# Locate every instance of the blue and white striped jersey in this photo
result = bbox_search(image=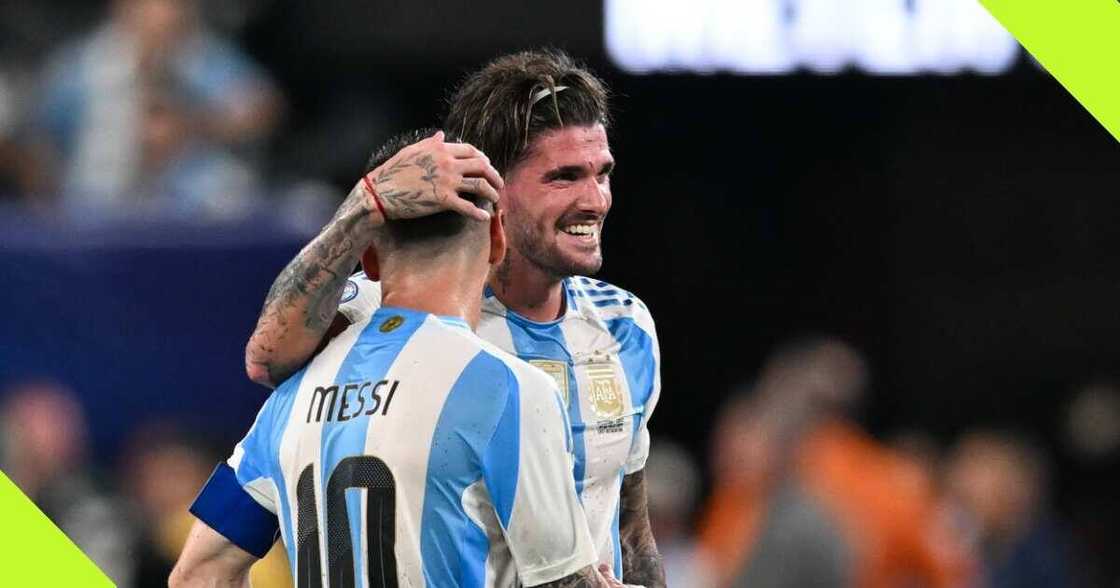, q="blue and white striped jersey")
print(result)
[339,273,662,578]
[192,306,597,587]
